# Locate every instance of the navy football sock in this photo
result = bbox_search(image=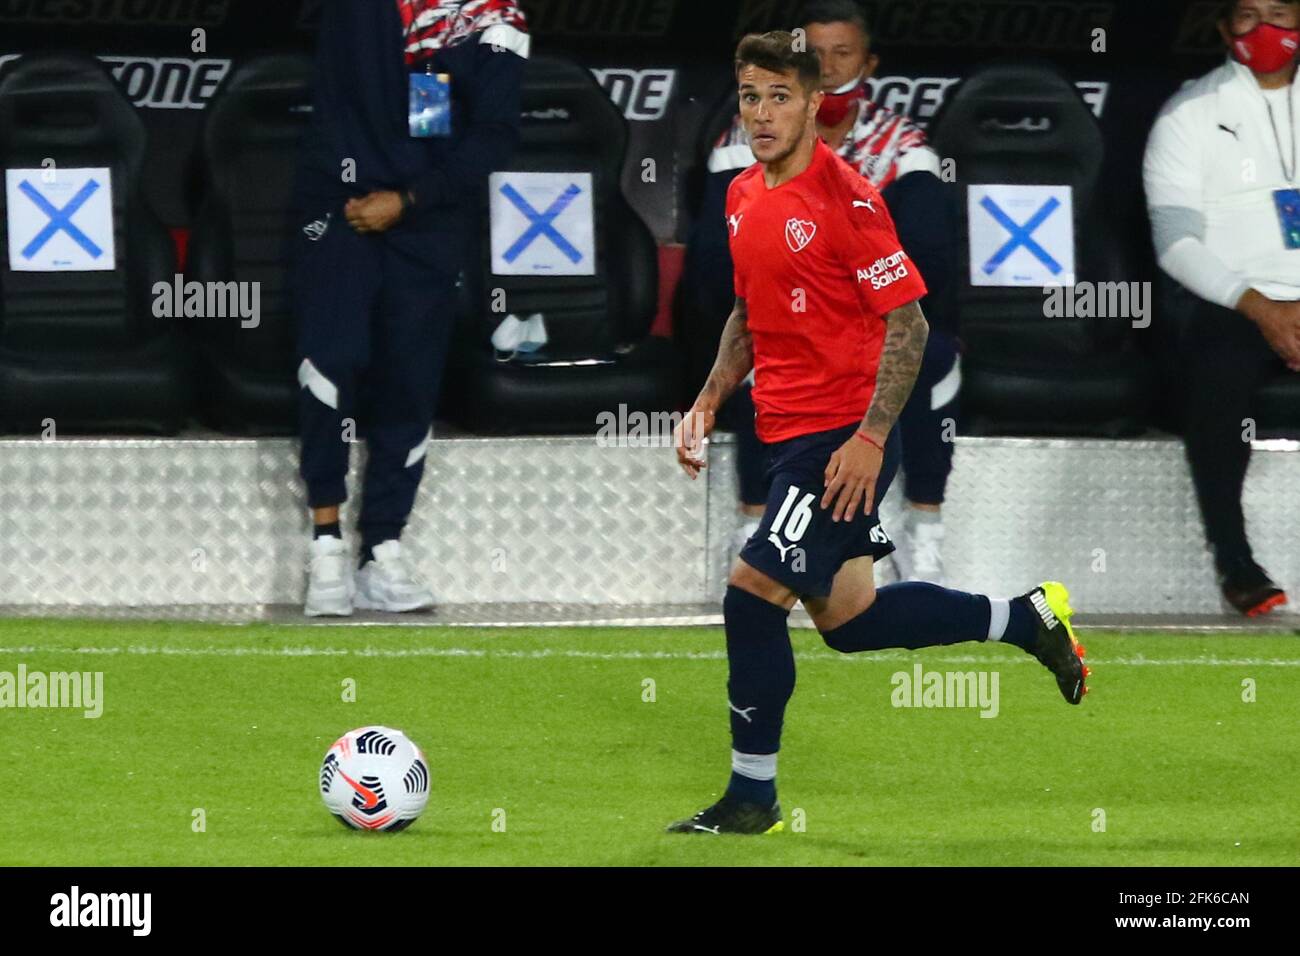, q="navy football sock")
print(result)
[722,585,793,807]
[728,768,777,806]
[821,581,993,652]
[314,521,341,540]
[999,598,1039,652]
